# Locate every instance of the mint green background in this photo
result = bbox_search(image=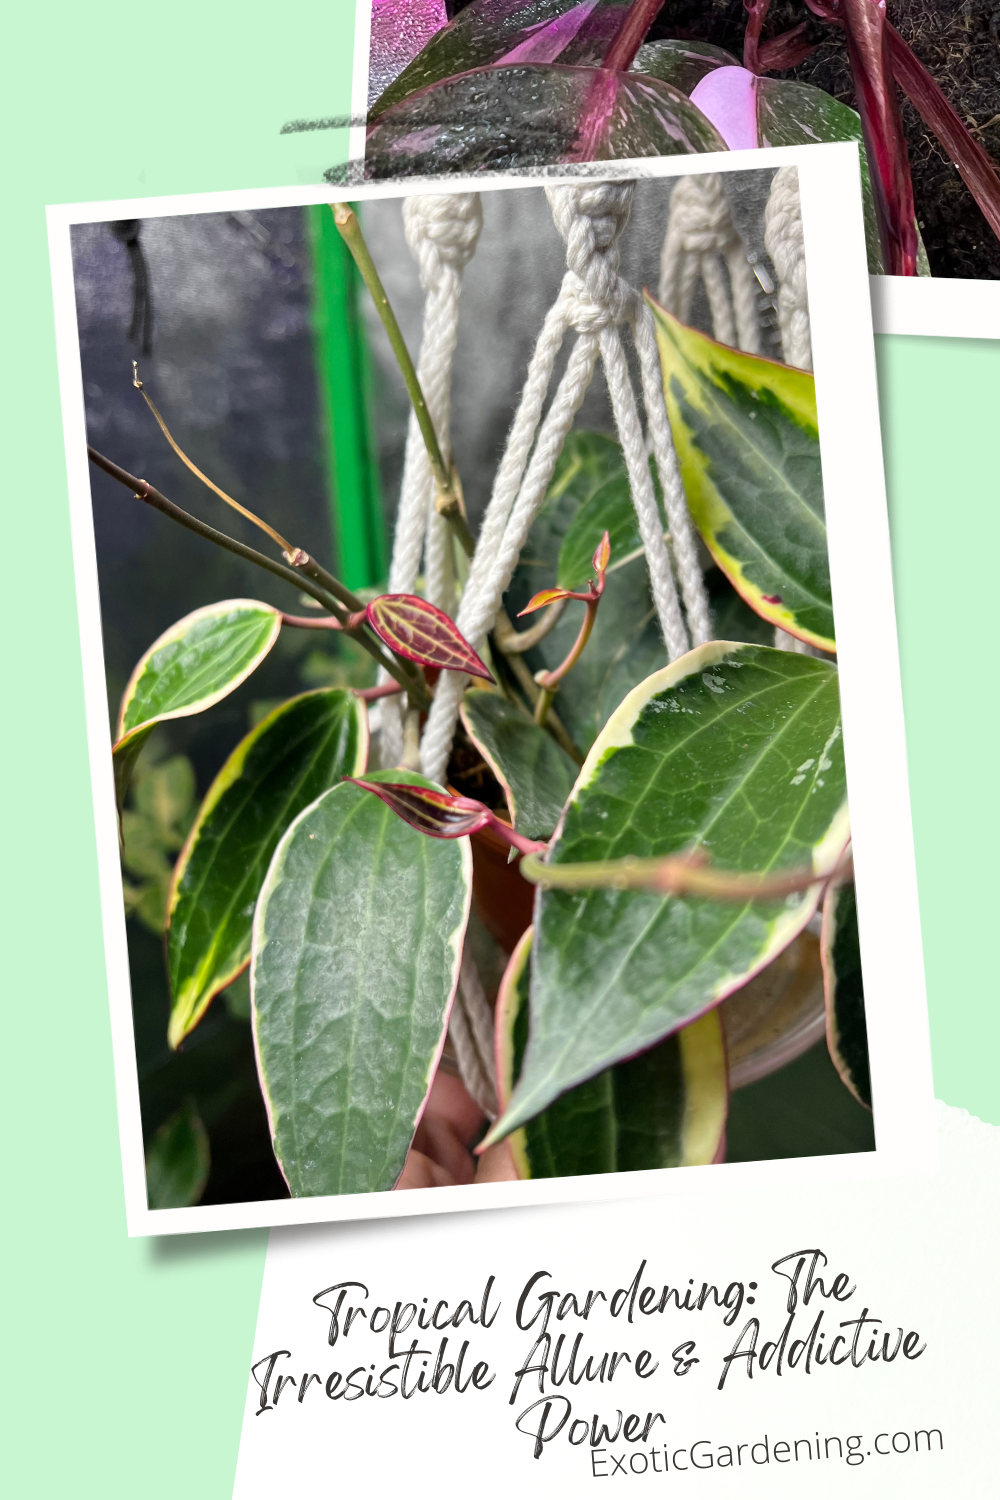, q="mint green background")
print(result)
[3,5,997,1495]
